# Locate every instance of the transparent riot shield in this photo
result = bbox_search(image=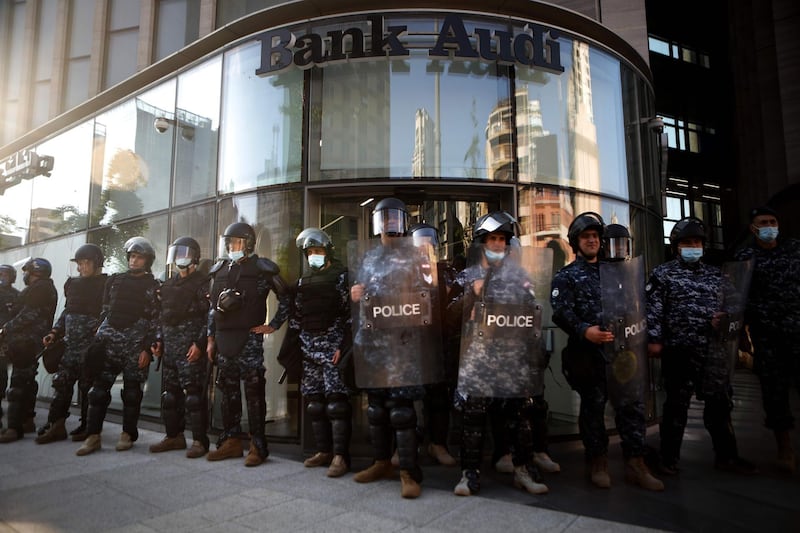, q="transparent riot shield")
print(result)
[347,237,443,388]
[600,256,648,407]
[456,246,548,398]
[704,258,754,393]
